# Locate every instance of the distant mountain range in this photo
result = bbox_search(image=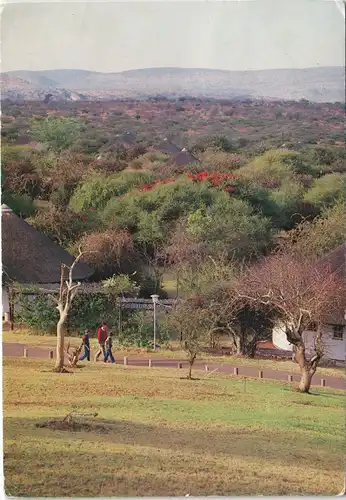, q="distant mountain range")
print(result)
[1,66,344,102]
